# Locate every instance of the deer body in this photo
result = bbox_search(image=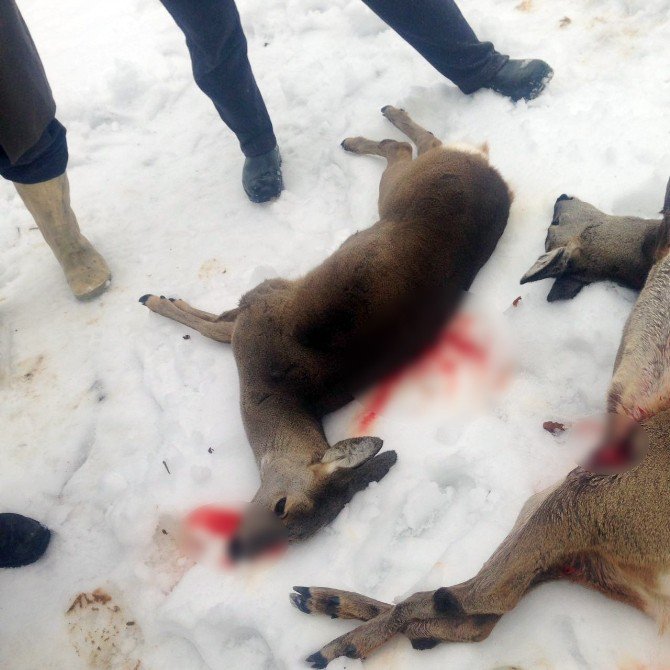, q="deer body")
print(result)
[293,178,670,668]
[141,106,511,559]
